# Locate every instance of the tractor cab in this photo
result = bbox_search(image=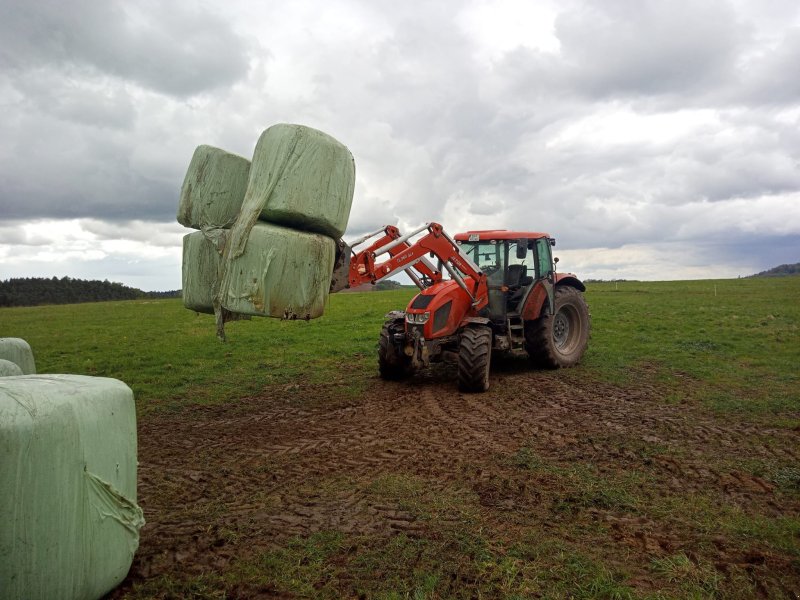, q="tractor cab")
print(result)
[454,230,555,322]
